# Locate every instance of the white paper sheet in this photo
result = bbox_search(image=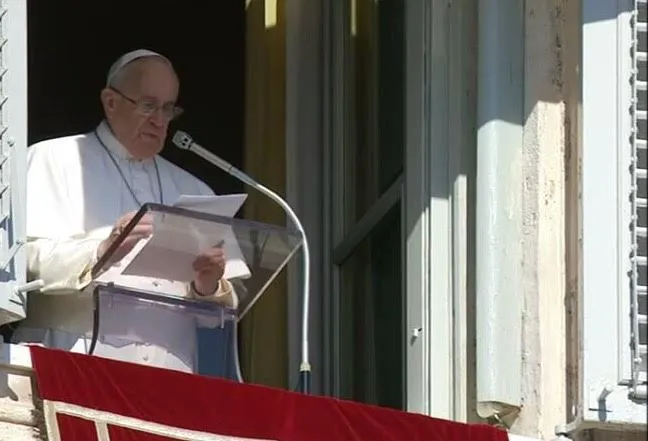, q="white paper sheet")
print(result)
[93,194,252,295]
[172,193,248,218]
